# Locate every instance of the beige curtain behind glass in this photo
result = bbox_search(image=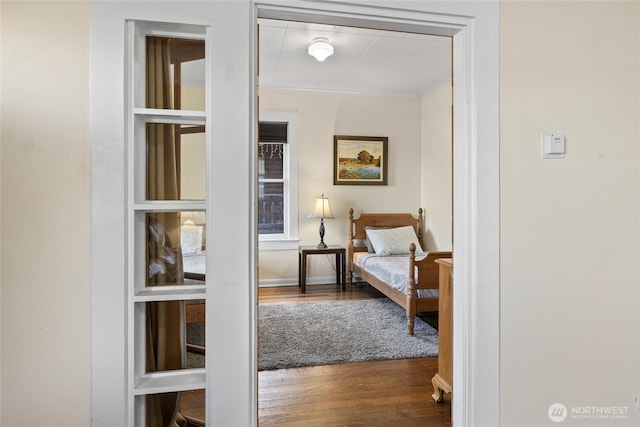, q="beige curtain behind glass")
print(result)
[145,36,186,427]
